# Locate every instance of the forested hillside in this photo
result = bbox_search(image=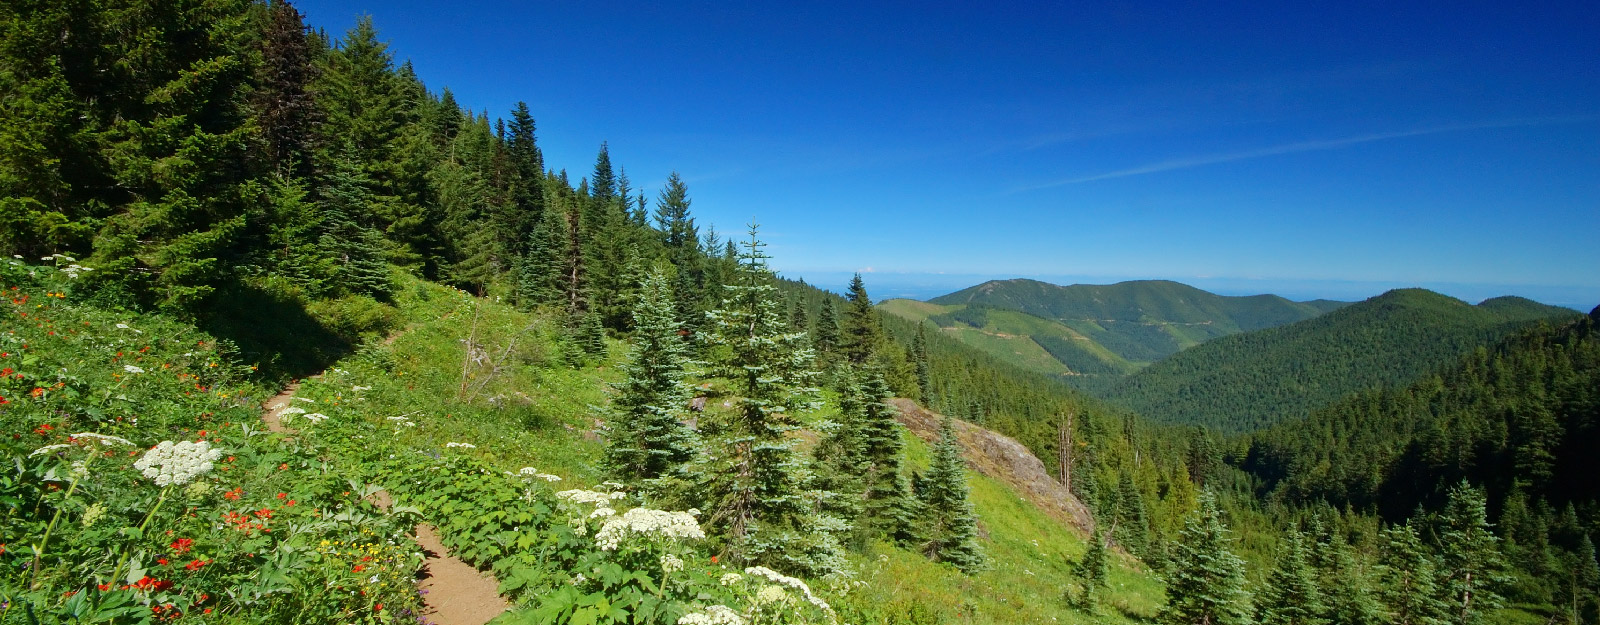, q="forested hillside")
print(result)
[1107,288,1578,432]
[929,278,1340,366]
[1239,307,1600,619]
